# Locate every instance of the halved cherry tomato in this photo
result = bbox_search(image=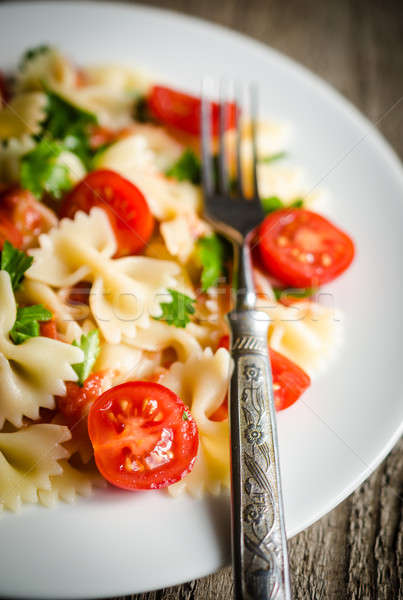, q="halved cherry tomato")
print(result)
[216,334,310,412]
[259,209,354,288]
[148,85,236,136]
[60,170,154,257]
[57,372,109,422]
[269,348,310,411]
[88,381,198,490]
[0,209,23,249]
[39,318,58,340]
[0,188,57,248]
